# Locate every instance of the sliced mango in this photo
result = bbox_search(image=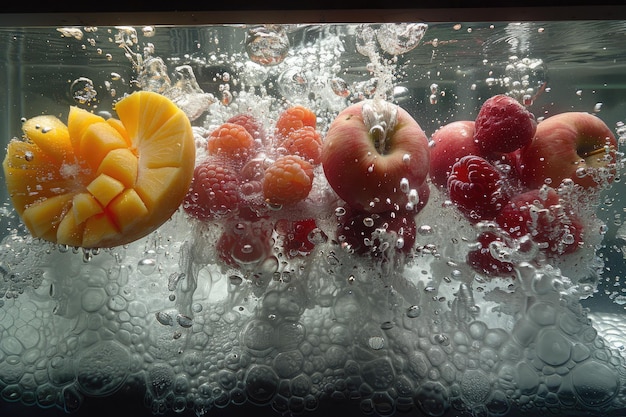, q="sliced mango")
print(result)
[96,148,138,188]
[21,115,74,165]
[106,117,133,147]
[72,192,104,224]
[79,121,129,170]
[21,194,73,241]
[2,91,195,248]
[56,212,85,247]
[108,189,149,232]
[67,107,106,150]
[86,174,125,208]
